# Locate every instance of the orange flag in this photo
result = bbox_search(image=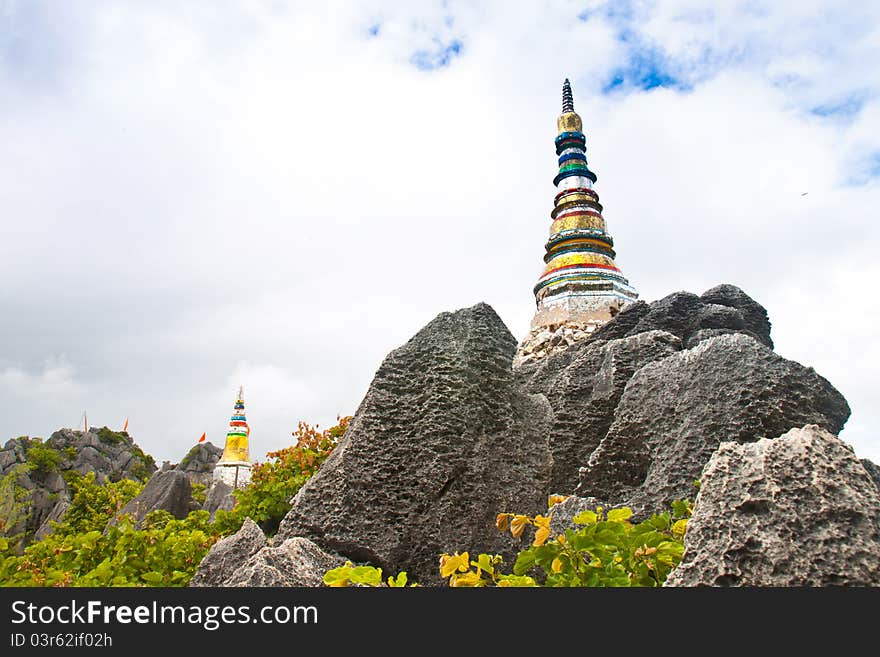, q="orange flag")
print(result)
[122,418,129,432]
[198,432,206,443]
